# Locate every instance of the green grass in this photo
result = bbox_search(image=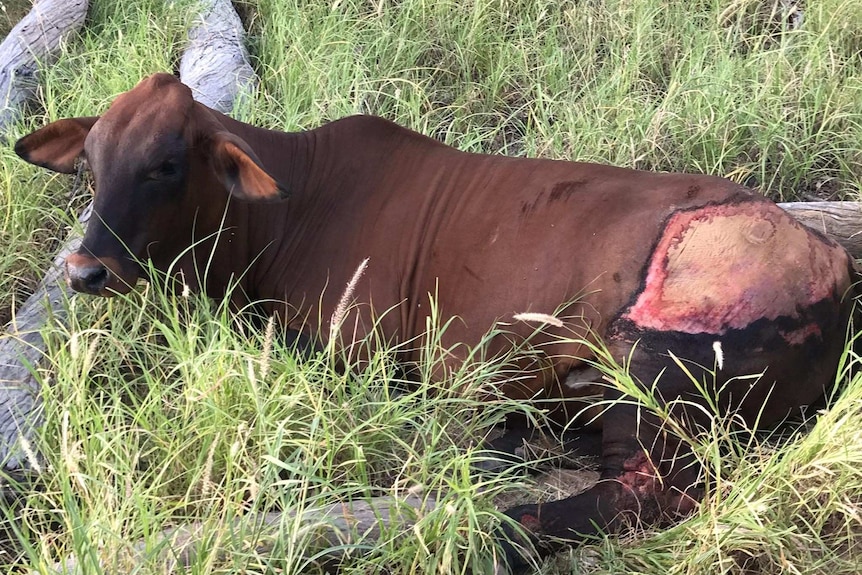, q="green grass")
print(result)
[1,0,862,573]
